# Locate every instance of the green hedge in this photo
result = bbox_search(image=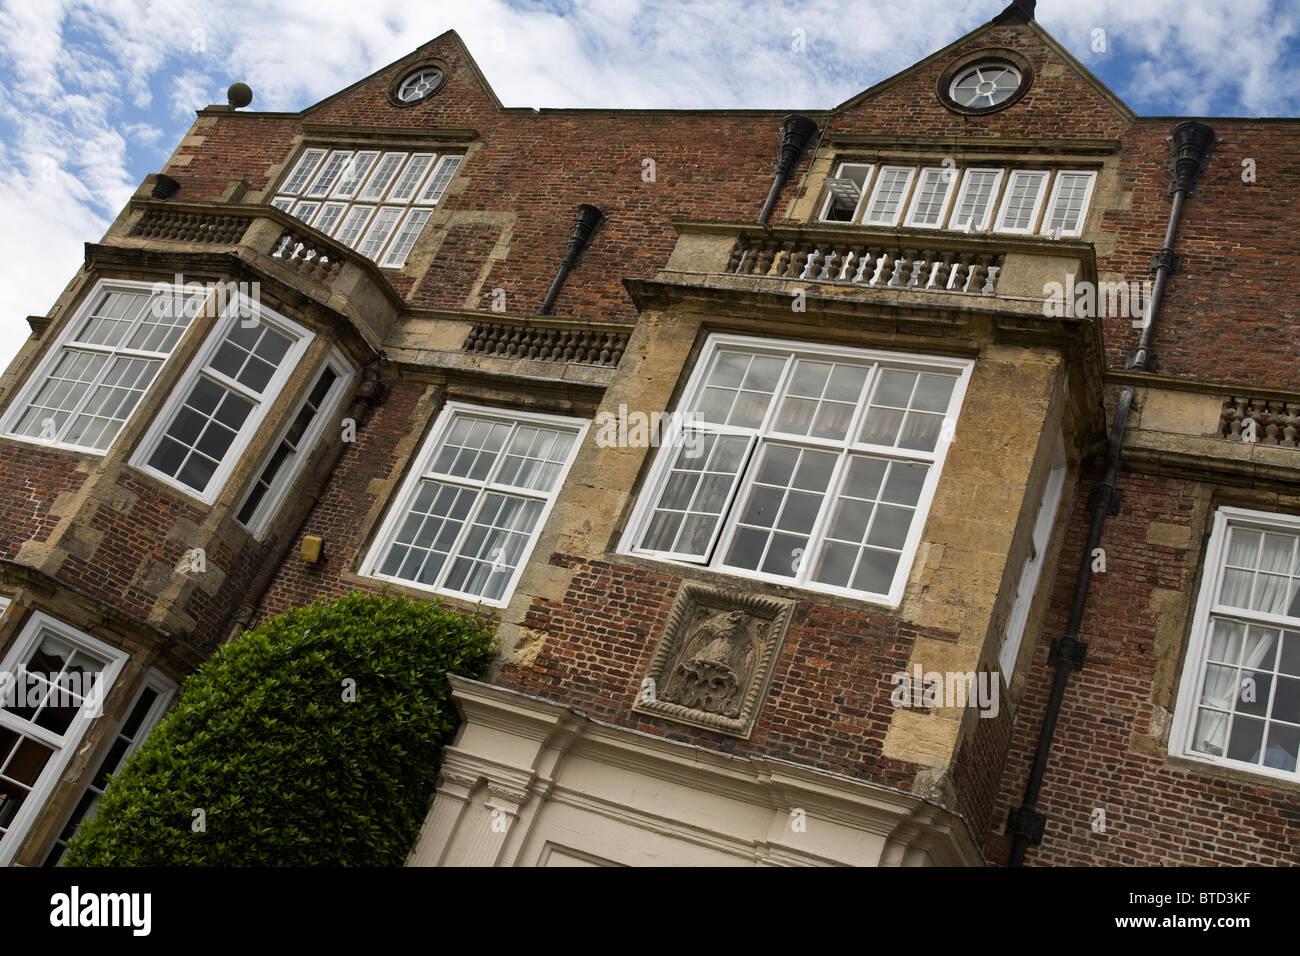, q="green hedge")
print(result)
[63,590,495,866]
